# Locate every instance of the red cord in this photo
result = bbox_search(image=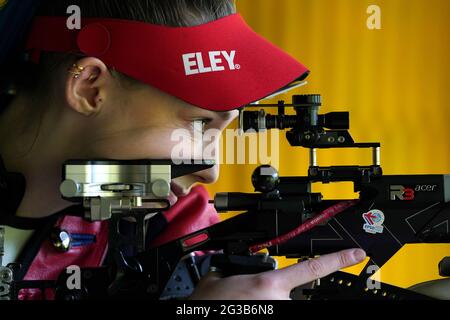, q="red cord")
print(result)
[249,200,359,253]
